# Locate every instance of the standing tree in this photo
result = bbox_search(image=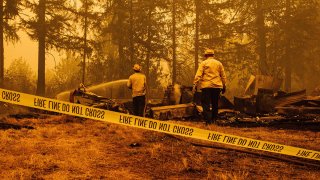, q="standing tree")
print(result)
[194,0,200,74]
[73,0,102,84]
[99,0,170,88]
[284,0,292,92]
[21,0,96,95]
[0,0,20,87]
[256,0,269,75]
[171,0,177,84]
[37,0,46,96]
